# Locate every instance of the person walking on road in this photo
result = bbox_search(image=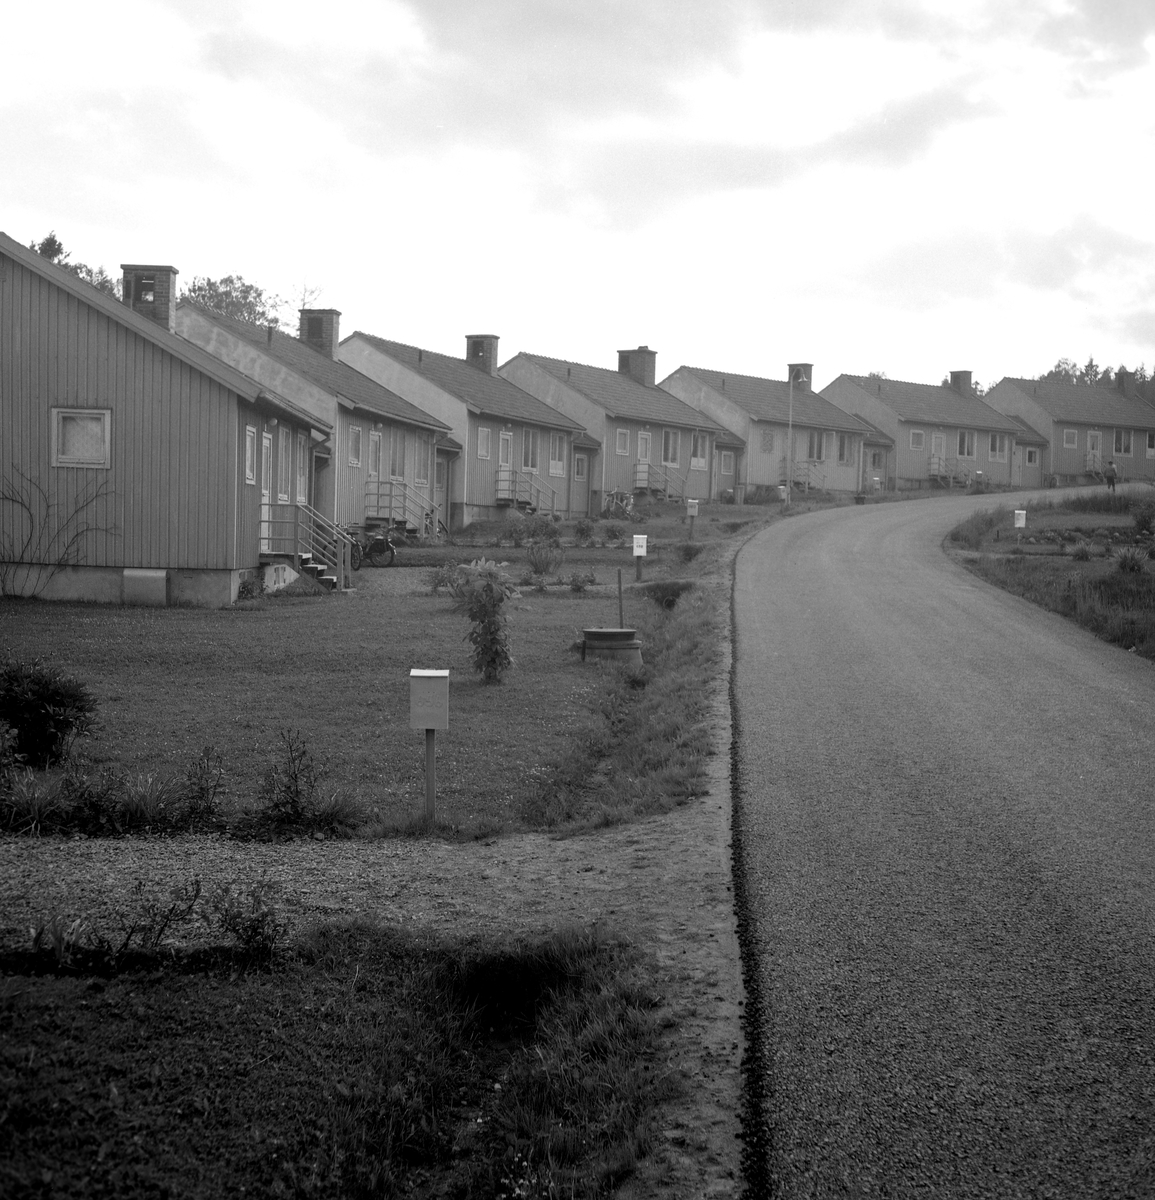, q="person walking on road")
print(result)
[1106,459,1118,492]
